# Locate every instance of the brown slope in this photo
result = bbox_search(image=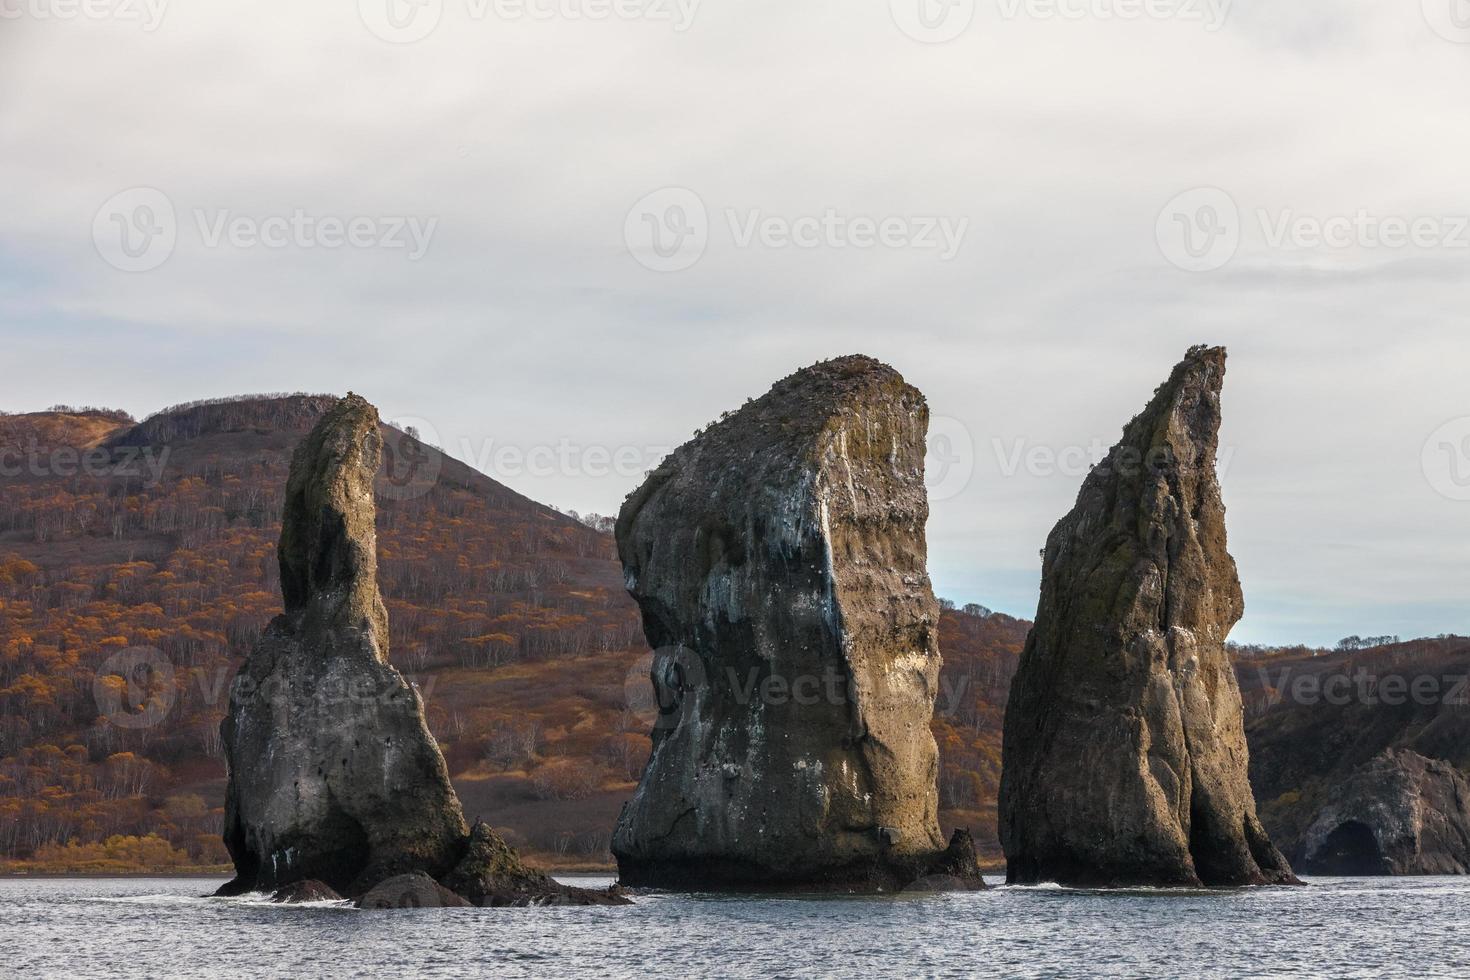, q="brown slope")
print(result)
[0,395,642,870]
[1240,636,1470,865]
